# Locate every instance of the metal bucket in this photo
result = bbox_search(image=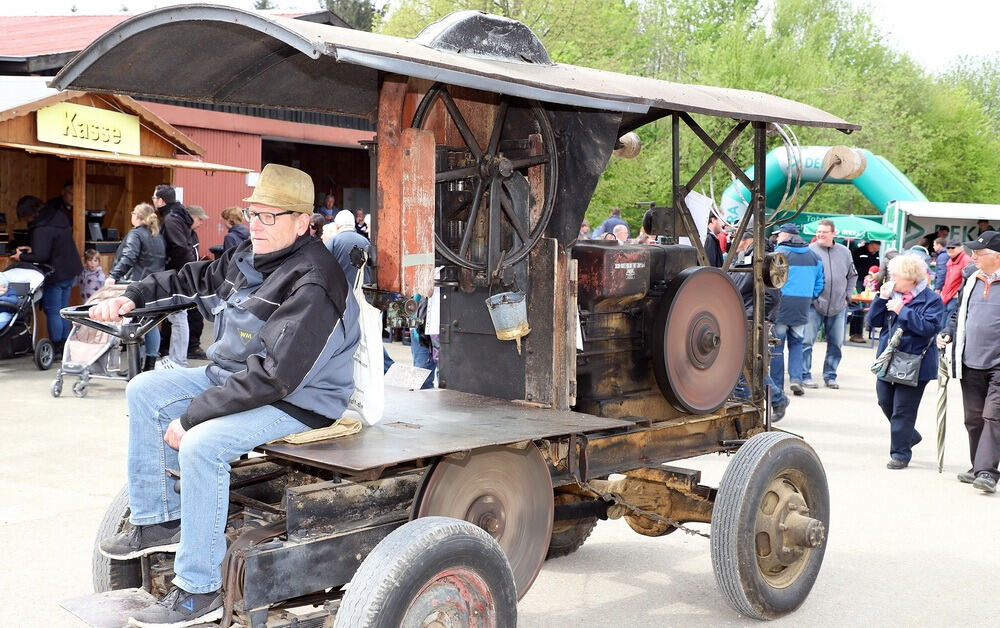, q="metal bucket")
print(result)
[485,291,531,351]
